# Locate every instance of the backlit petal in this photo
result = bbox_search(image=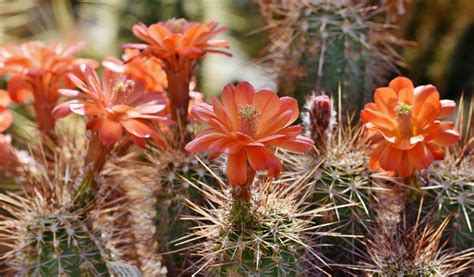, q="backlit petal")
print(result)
[98,119,123,144]
[185,129,226,153]
[374,87,398,116]
[246,146,282,178]
[427,143,445,160]
[378,144,403,172]
[413,85,440,127]
[398,88,414,105]
[389,76,414,93]
[221,84,239,129]
[439,100,456,118]
[254,90,281,124]
[227,150,247,186]
[274,135,314,152]
[407,142,433,170]
[121,118,156,138]
[278,97,299,126]
[398,151,413,177]
[234,82,255,106]
[429,122,460,147]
